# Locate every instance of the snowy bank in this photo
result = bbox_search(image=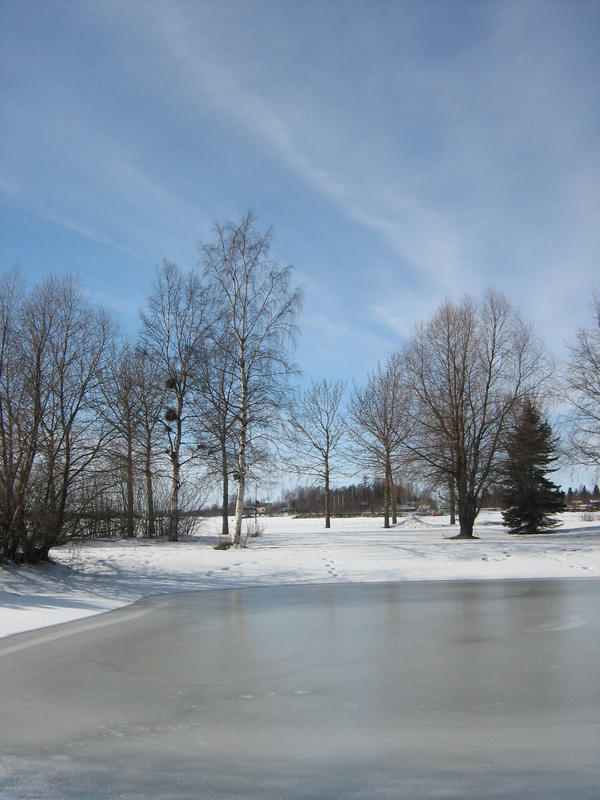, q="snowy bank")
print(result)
[1,512,599,639]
